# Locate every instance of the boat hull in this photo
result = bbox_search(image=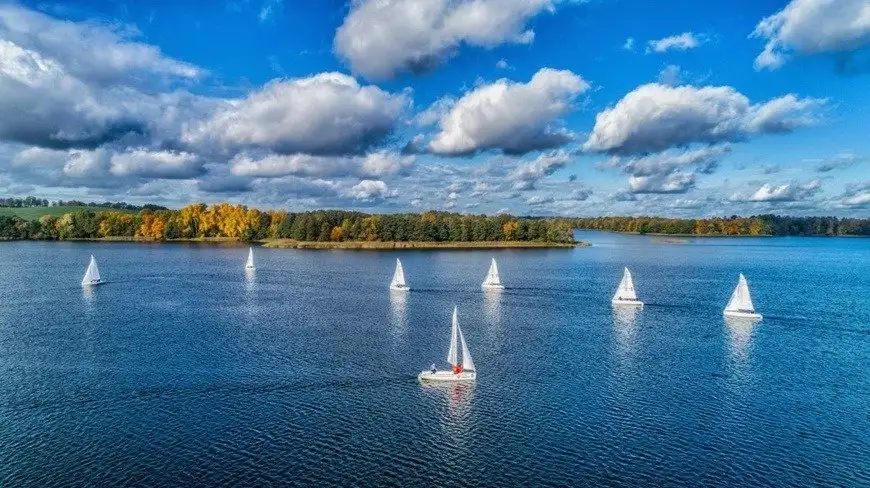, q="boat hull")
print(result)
[82,280,103,287]
[481,284,504,290]
[723,310,762,320]
[418,370,476,382]
[390,284,410,291]
[612,299,643,307]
